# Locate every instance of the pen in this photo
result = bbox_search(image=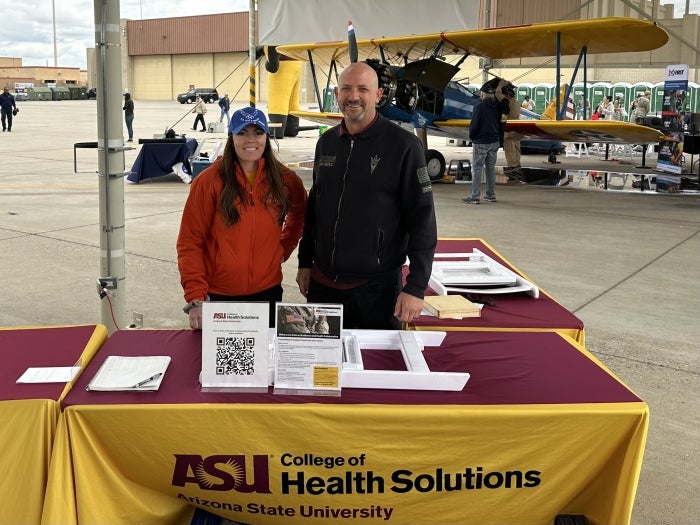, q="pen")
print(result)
[132,372,163,388]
